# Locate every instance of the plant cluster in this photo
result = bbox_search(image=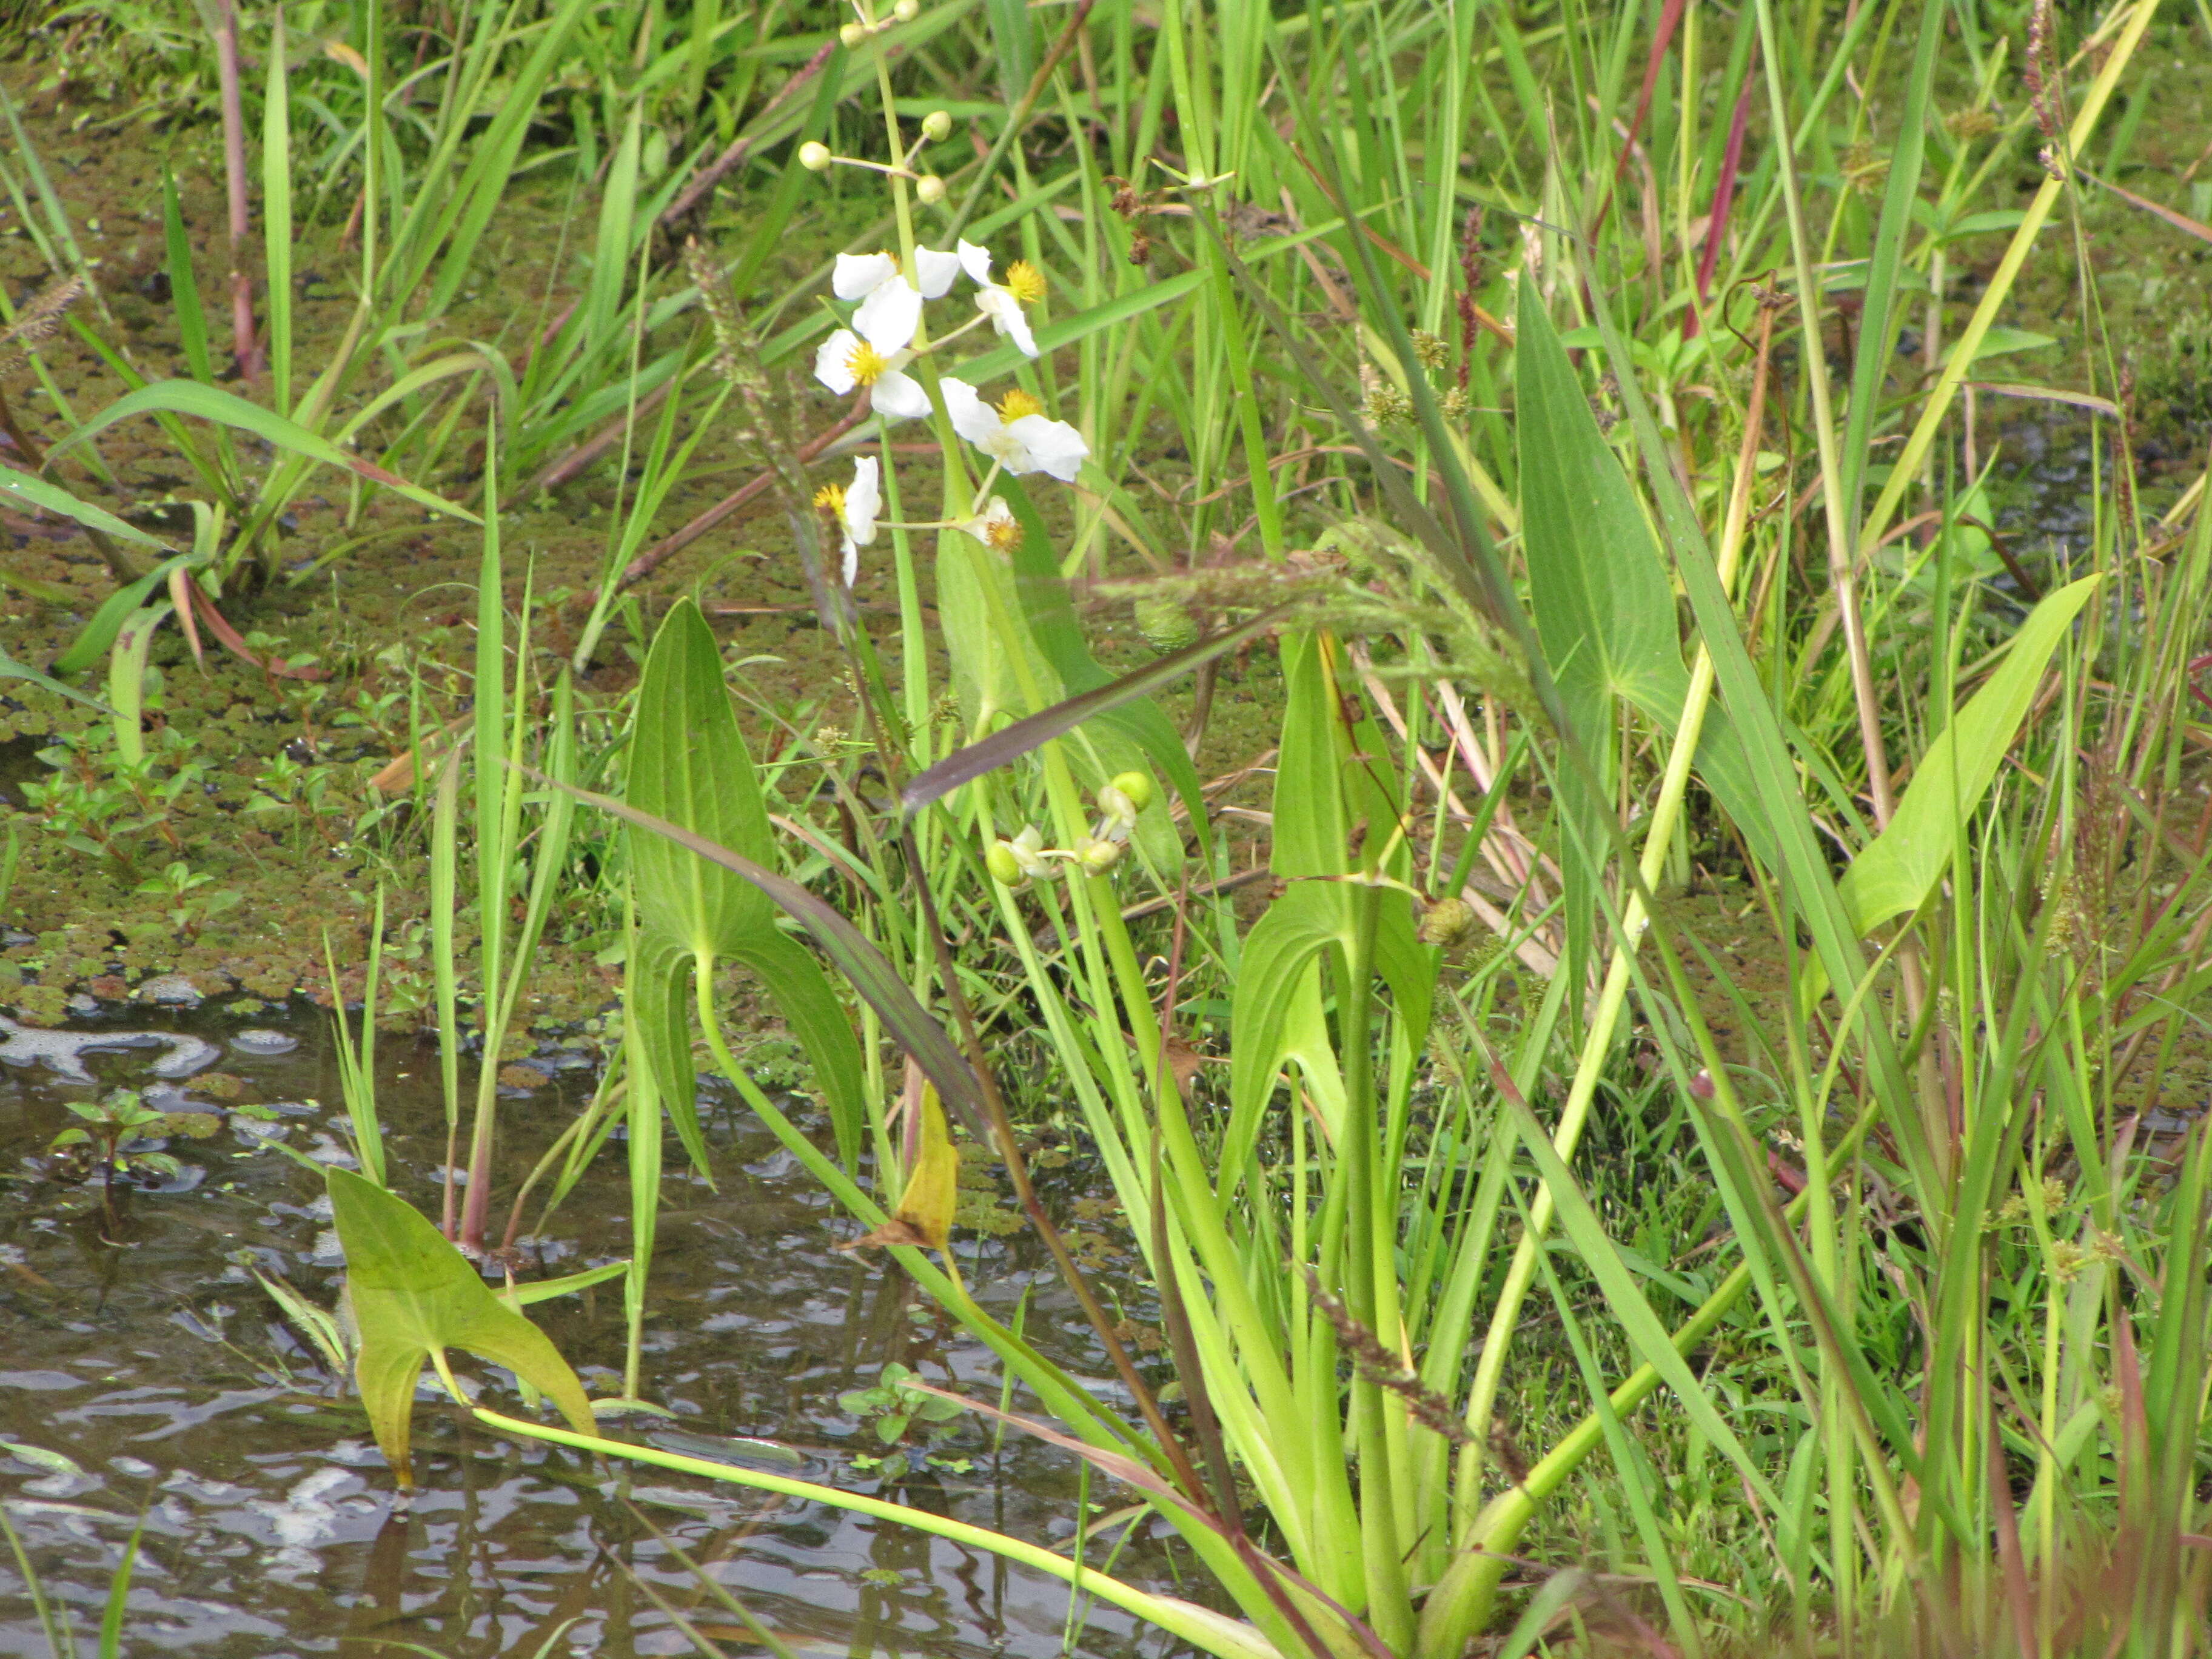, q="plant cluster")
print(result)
[4,0,2212,1653]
